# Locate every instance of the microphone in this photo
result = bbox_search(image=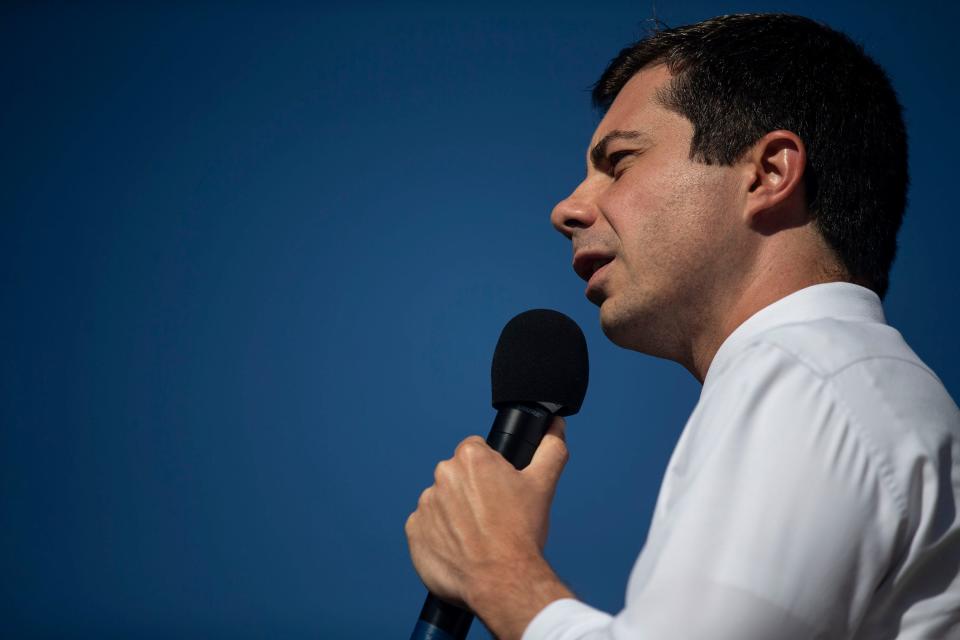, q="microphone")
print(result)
[410,309,589,640]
